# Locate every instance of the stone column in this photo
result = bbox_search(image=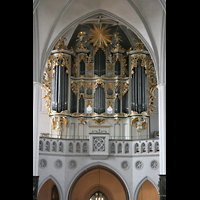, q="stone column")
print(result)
[157,83,166,200]
[33,82,41,176]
